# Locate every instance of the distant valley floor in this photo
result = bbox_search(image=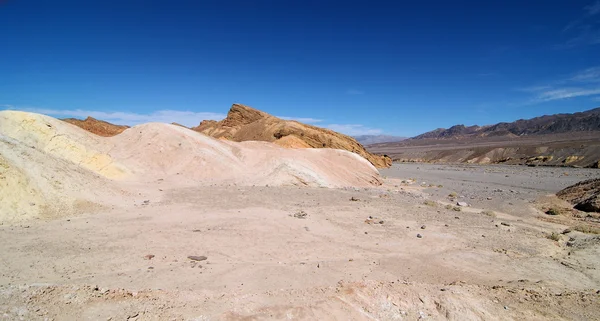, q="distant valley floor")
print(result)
[368,132,600,168]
